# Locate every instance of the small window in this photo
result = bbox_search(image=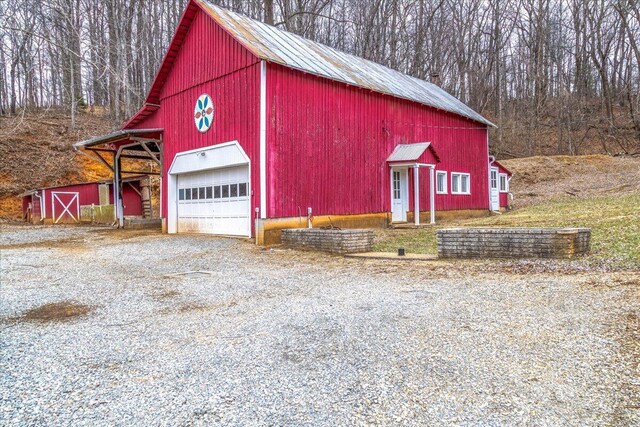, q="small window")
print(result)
[199,187,206,199]
[238,183,247,197]
[451,174,459,194]
[451,173,470,195]
[214,185,221,199]
[393,171,401,199]
[461,175,469,193]
[499,174,508,192]
[436,171,447,194]
[206,186,213,199]
[185,188,192,200]
[191,188,199,200]
[222,185,230,198]
[230,184,238,198]
[179,189,185,201]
